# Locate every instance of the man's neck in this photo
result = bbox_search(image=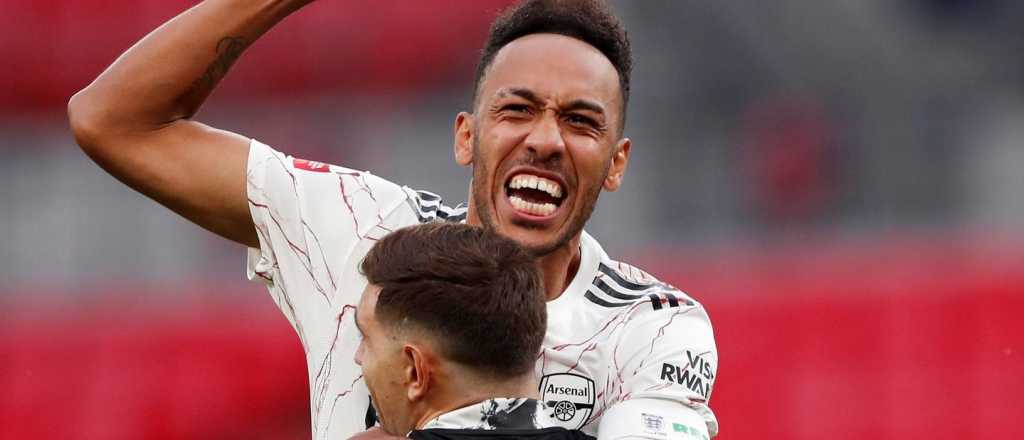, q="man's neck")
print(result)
[537,234,582,301]
[413,374,539,430]
[464,196,583,301]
